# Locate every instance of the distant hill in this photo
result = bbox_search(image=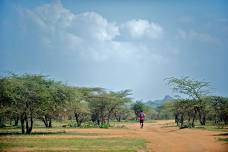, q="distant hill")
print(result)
[146,95,173,107]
